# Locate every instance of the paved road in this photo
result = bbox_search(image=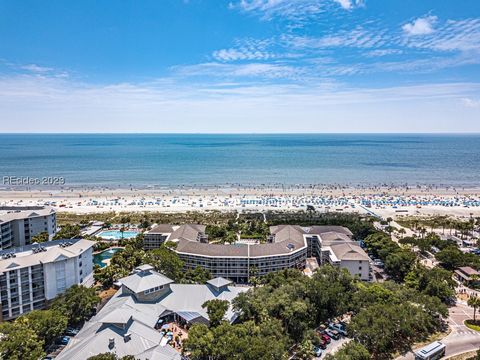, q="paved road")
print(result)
[397,302,480,359]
